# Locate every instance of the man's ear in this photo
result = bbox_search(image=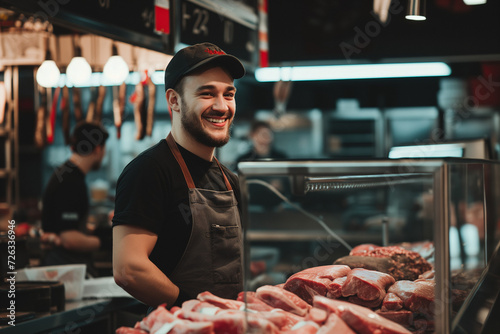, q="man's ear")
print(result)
[166,89,180,113]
